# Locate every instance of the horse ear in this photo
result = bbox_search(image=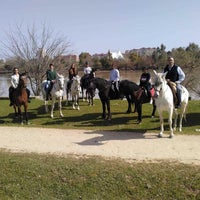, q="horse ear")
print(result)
[153,70,157,75]
[57,73,61,77]
[162,71,168,79]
